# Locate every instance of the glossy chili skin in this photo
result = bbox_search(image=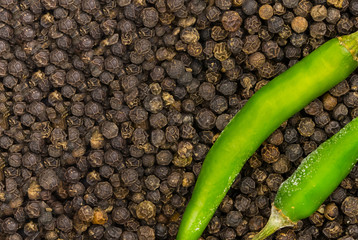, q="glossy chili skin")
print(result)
[275,117,358,222]
[177,37,358,240]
